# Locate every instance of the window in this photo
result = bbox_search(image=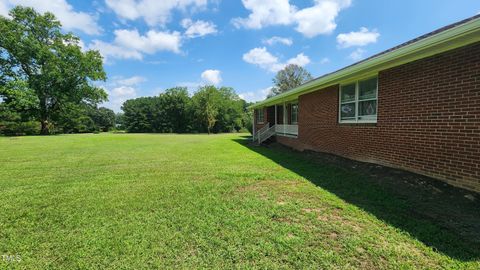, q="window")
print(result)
[291,103,299,124]
[339,77,378,123]
[256,108,265,123]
